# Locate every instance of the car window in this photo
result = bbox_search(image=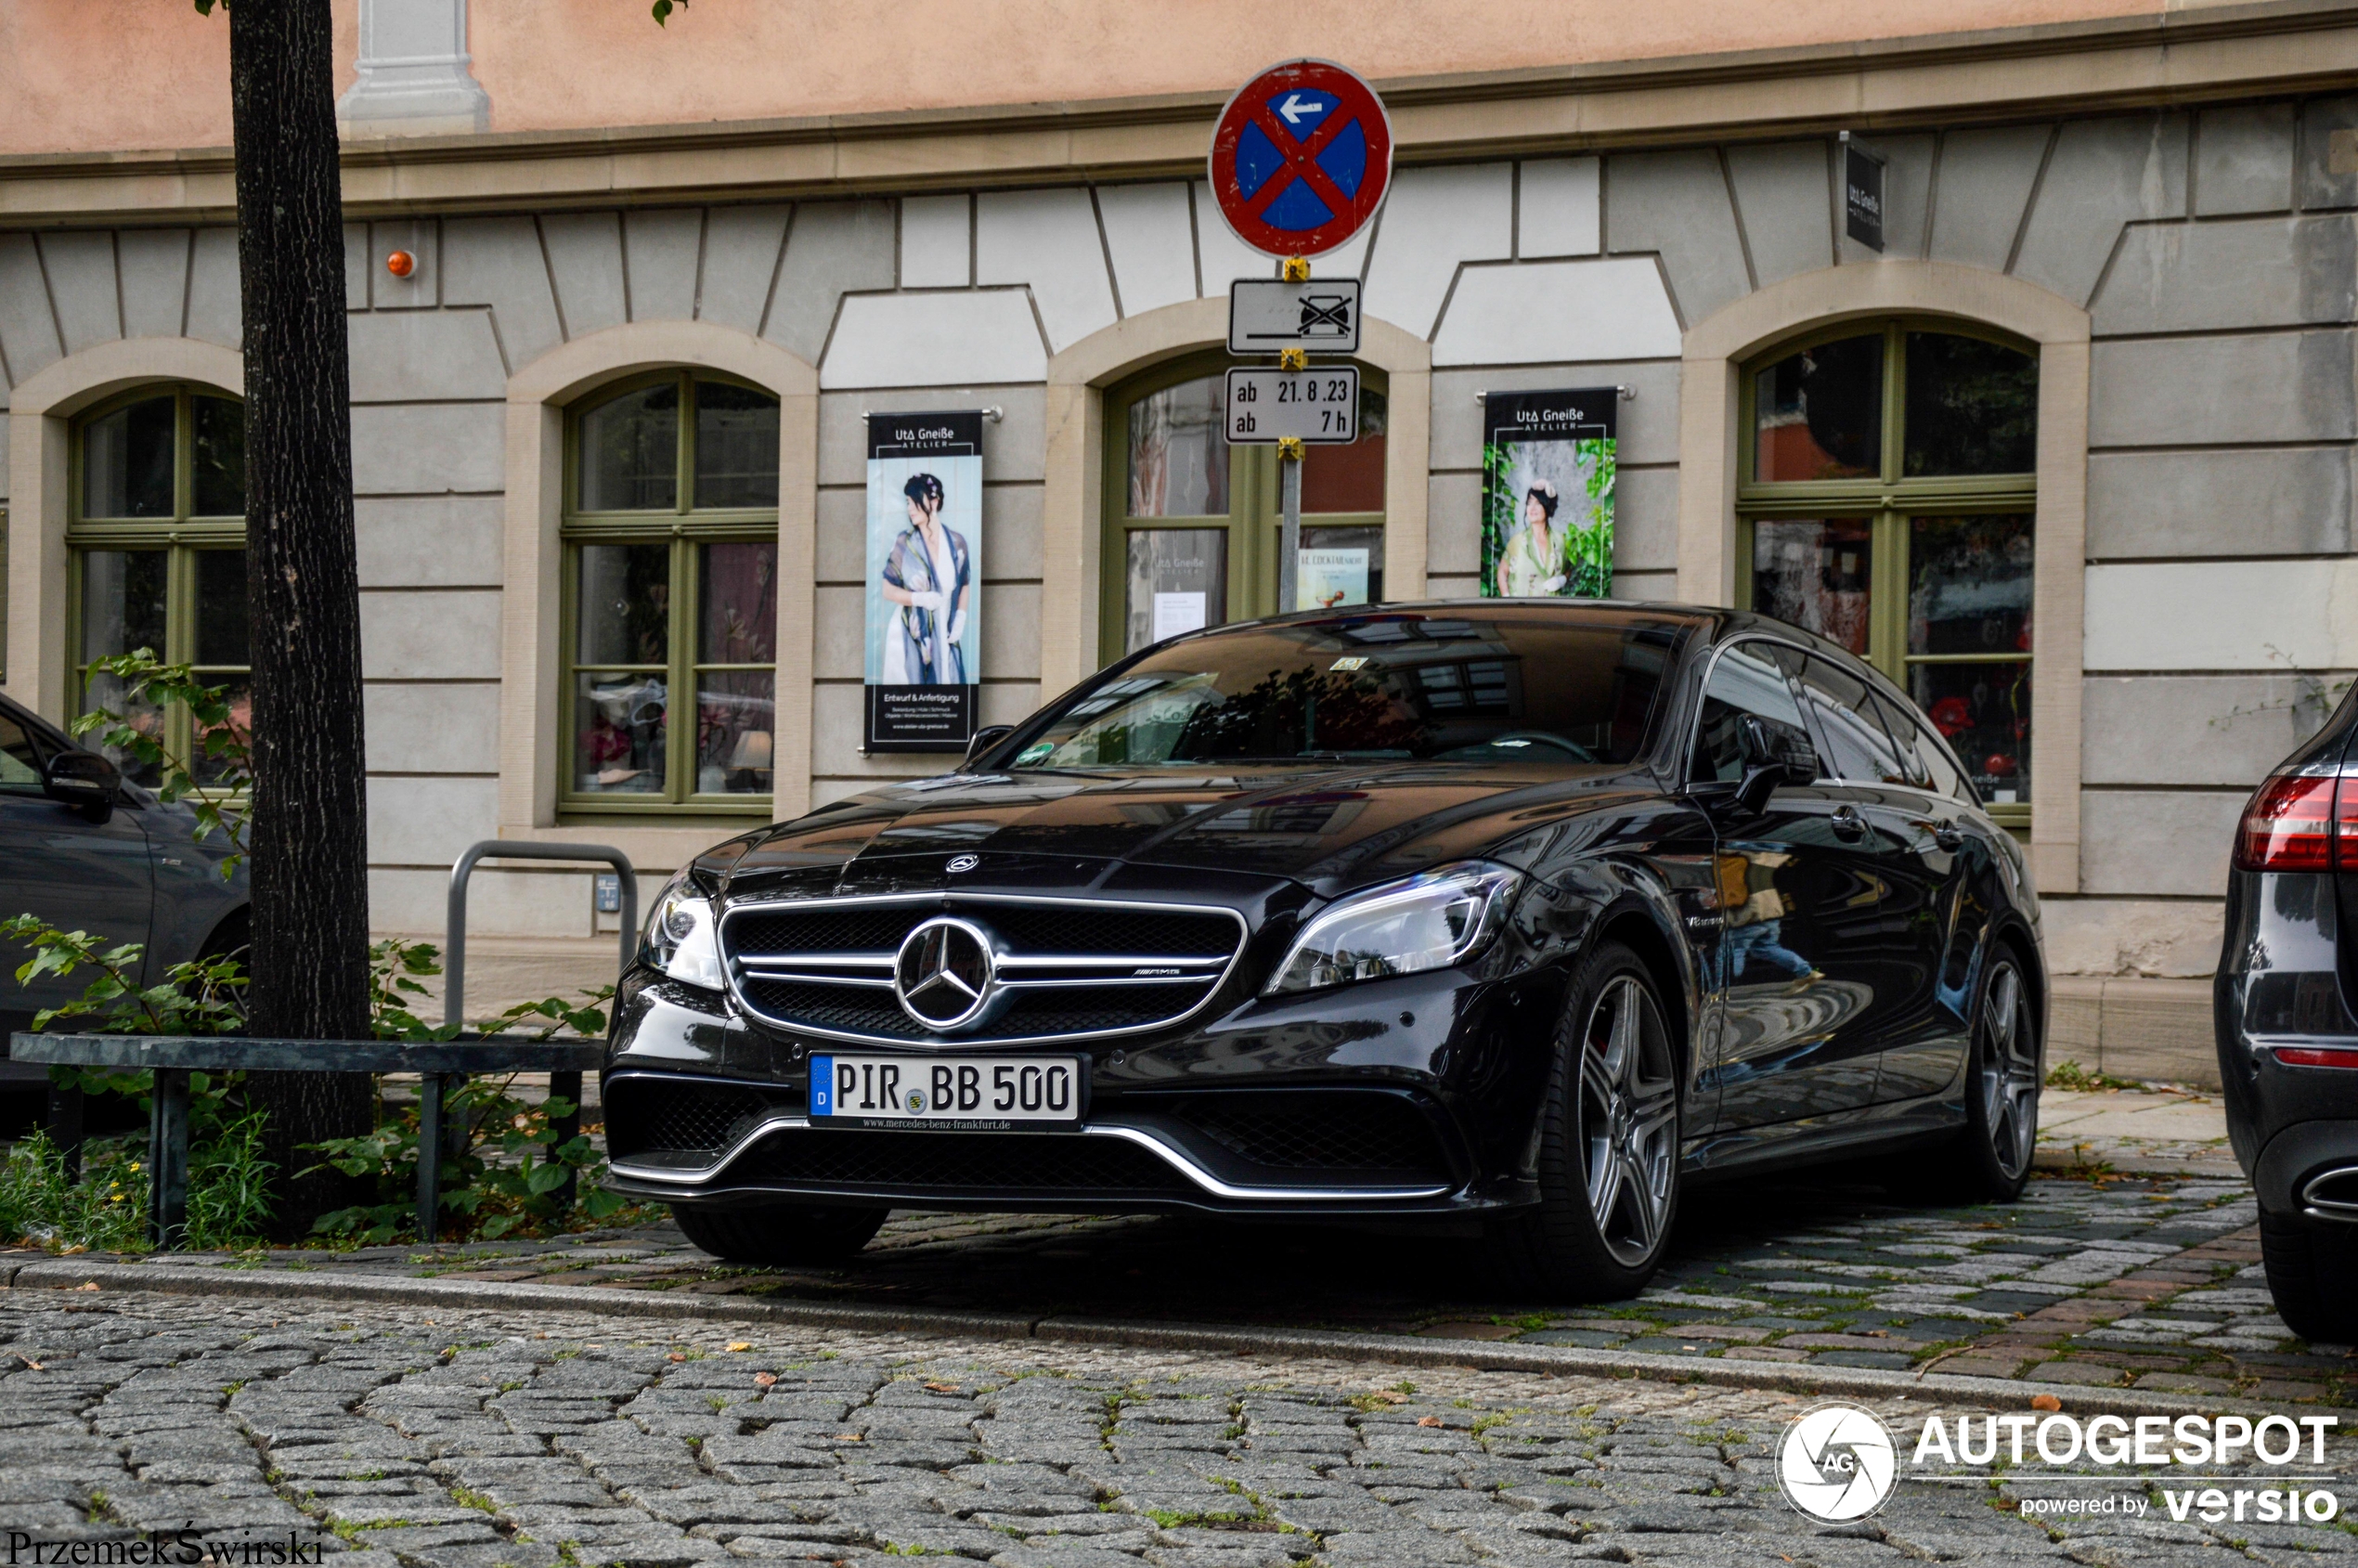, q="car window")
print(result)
[1691,641,1815,784]
[0,711,46,795]
[1875,693,1975,802]
[1795,655,1911,785]
[1009,612,1691,769]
